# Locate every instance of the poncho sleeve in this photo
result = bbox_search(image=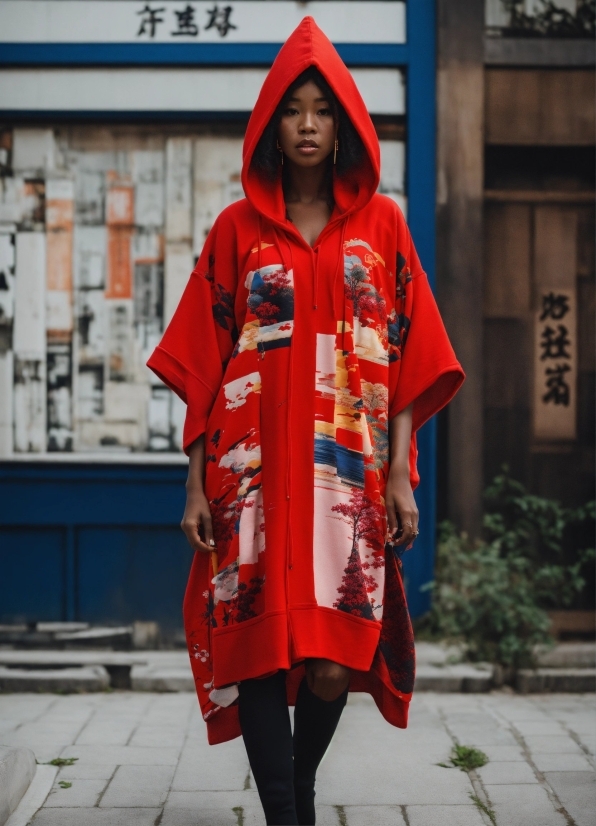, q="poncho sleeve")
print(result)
[146,214,238,453]
[388,208,465,455]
